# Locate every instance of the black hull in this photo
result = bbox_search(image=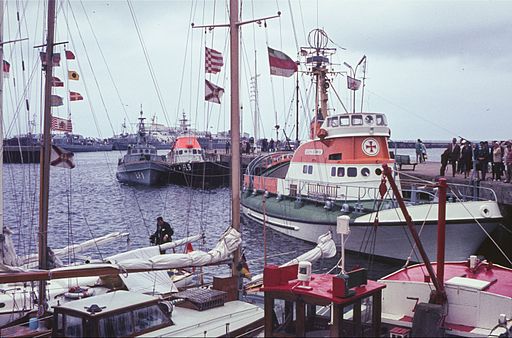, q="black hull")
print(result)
[166,161,230,188]
[3,146,41,163]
